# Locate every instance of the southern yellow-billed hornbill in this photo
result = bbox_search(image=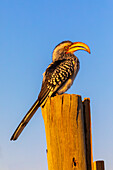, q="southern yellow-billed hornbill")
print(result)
[10,41,90,141]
